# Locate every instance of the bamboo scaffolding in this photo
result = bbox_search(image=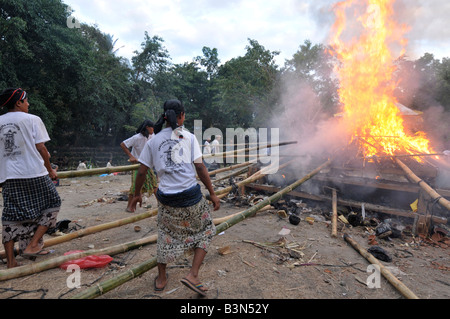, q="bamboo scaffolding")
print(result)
[70,158,331,299]
[394,158,450,212]
[343,234,419,299]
